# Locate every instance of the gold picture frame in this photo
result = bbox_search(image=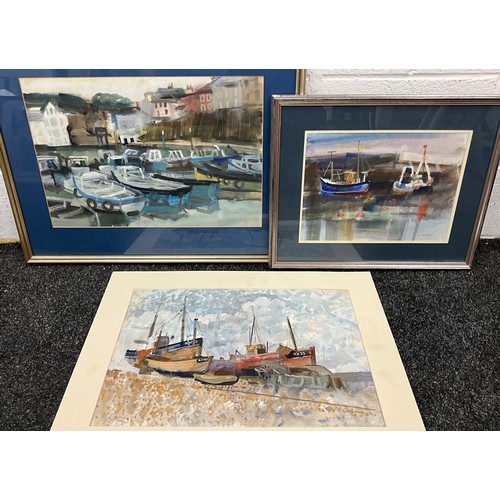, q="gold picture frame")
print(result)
[0,69,303,263]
